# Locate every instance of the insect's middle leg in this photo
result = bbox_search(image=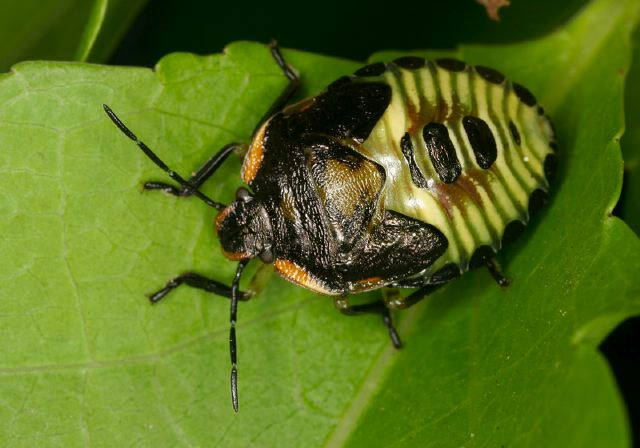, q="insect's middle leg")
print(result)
[334,296,402,348]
